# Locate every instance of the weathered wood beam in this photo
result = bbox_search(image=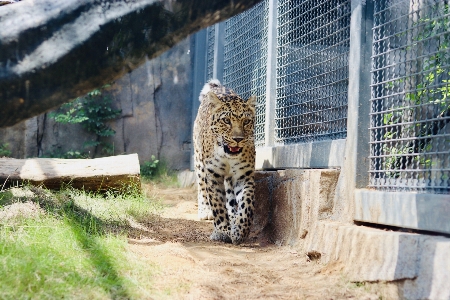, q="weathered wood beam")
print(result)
[0,153,140,191]
[0,0,261,128]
